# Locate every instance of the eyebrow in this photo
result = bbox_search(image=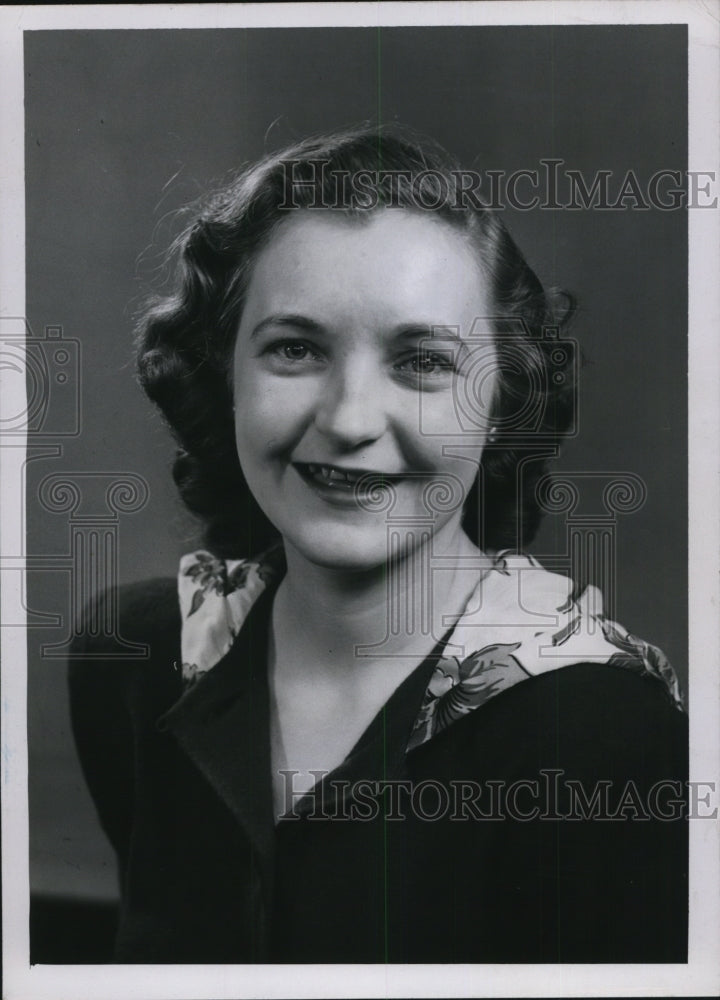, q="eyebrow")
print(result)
[249,314,324,340]
[395,324,463,343]
[249,314,465,343]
